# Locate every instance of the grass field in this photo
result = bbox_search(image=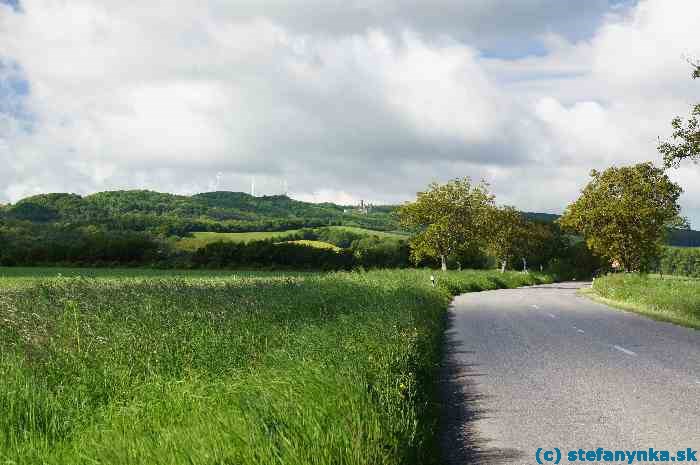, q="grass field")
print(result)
[0,267,308,289]
[328,226,408,239]
[175,230,302,250]
[0,268,550,464]
[286,240,342,251]
[174,226,408,251]
[590,273,700,329]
